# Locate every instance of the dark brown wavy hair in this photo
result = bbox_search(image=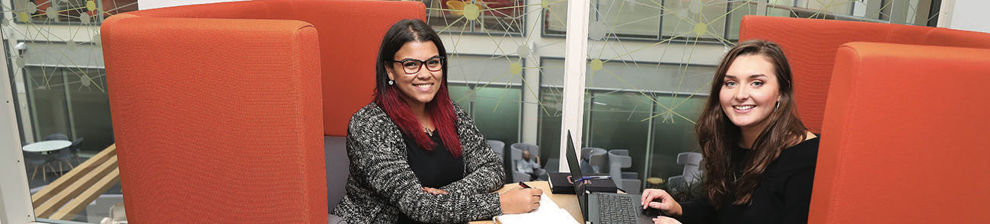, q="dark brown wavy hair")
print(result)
[696,40,809,208]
